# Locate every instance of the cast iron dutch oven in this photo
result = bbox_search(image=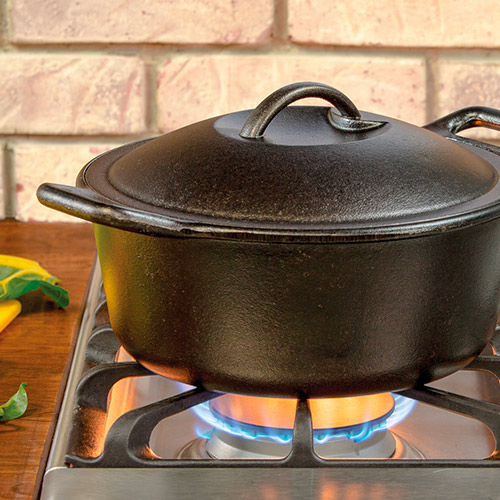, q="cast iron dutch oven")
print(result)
[37,82,500,398]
